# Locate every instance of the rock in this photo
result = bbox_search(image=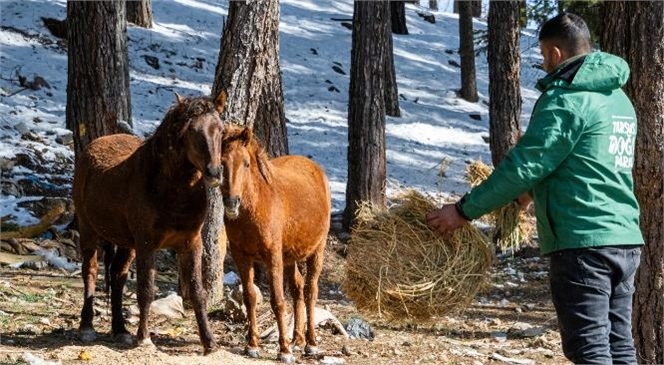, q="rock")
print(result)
[341,344,352,356]
[507,322,546,338]
[15,121,30,135]
[332,65,345,75]
[448,59,461,68]
[230,283,263,305]
[469,113,482,121]
[55,131,74,145]
[321,356,345,365]
[223,297,246,323]
[150,293,185,319]
[223,271,240,286]
[344,317,374,340]
[144,55,160,69]
[261,307,348,342]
